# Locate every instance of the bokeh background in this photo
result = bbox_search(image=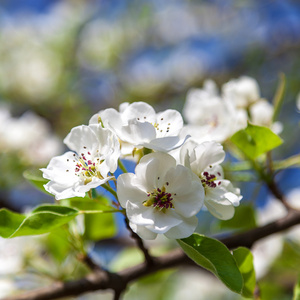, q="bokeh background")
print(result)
[0,0,300,299]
